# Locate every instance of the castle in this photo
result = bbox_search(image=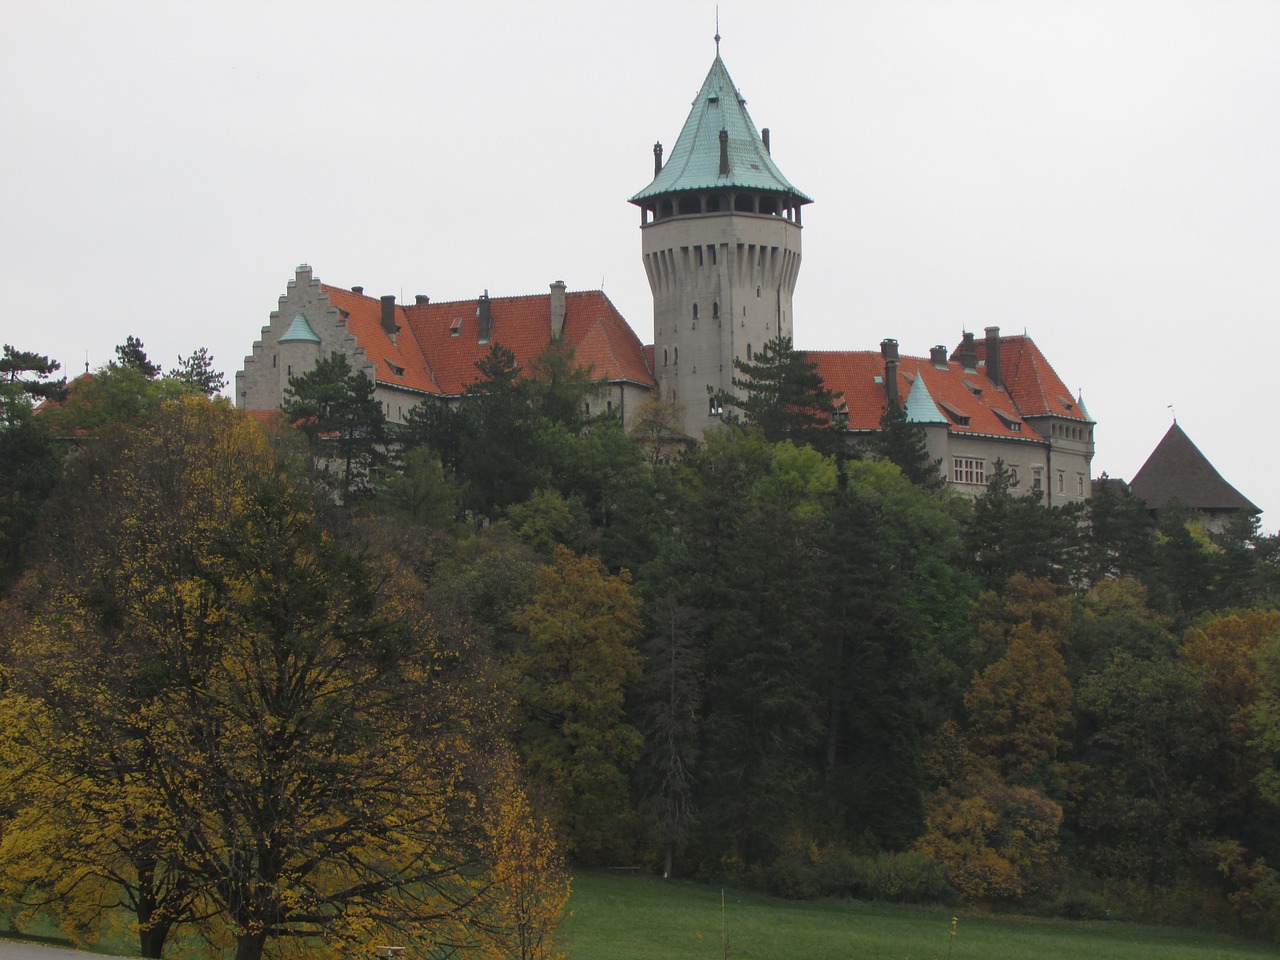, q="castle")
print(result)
[238,44,1096,505]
